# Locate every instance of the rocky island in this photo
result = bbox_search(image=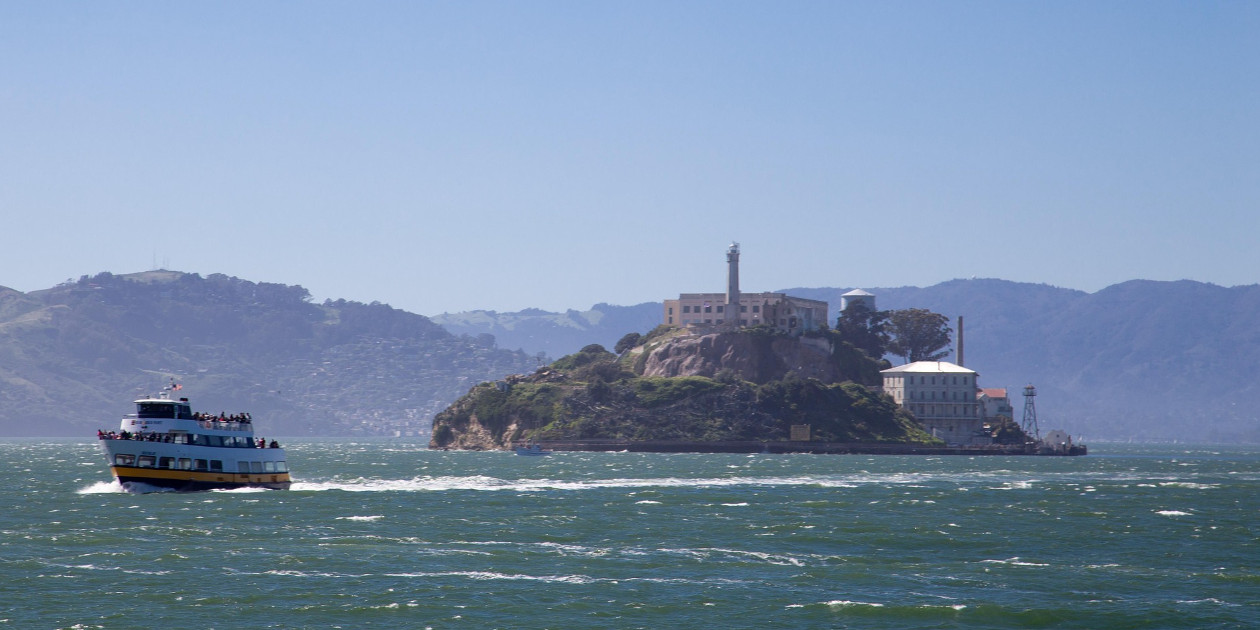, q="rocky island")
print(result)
[429,325,941,451]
